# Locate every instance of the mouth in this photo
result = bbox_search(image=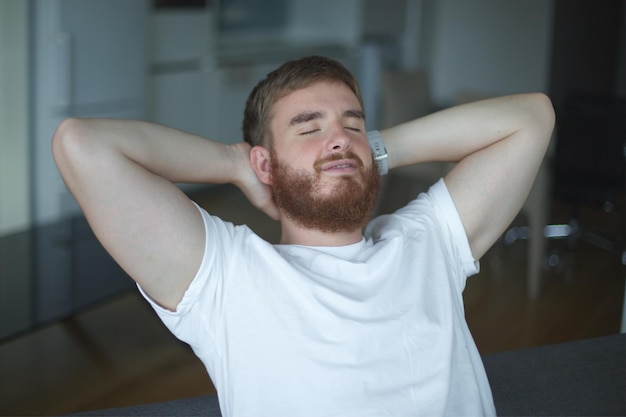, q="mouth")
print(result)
[314,151,365,176]
[321,159,358,173]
